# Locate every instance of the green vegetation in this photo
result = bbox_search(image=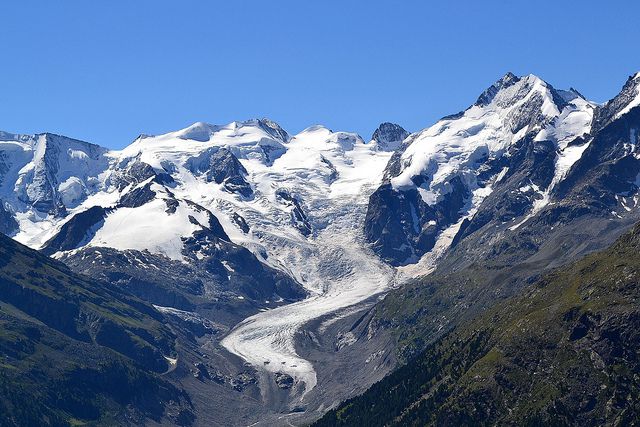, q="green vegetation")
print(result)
[315,224,640,426]
[0,234,193,426]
